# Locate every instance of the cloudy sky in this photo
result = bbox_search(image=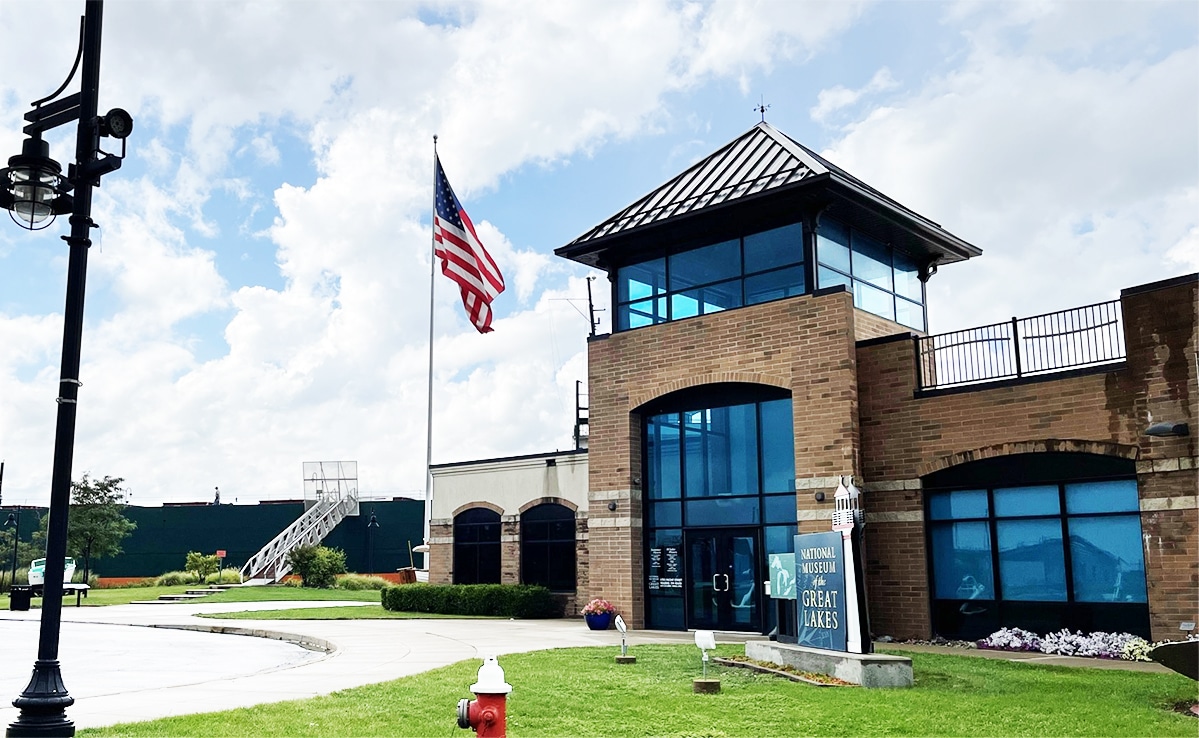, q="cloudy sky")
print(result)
[0,0,1194,507]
